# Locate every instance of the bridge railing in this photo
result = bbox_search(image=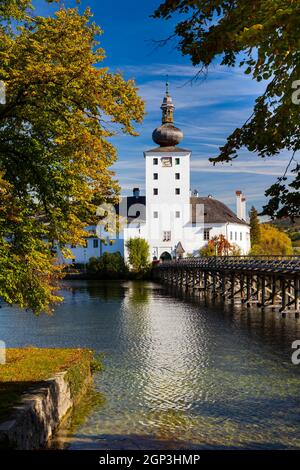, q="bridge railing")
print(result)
[155,255,300,273]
